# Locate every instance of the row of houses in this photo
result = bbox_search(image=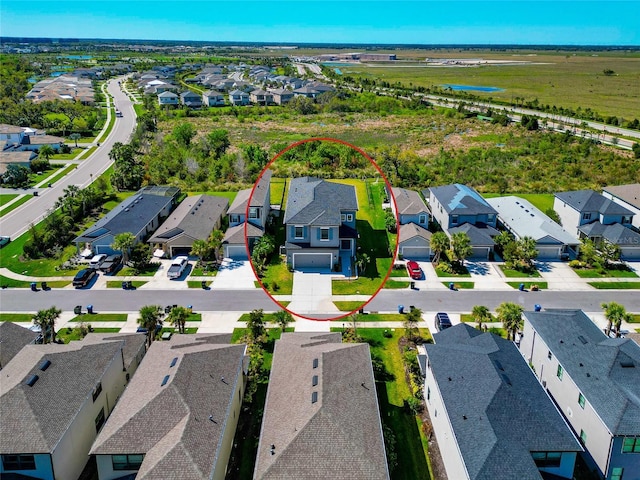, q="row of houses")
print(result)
[420,310,640,480]
[0,123,66,176]
[26,74,96,104]
[390,183,640,263]
[0,323,389,480]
